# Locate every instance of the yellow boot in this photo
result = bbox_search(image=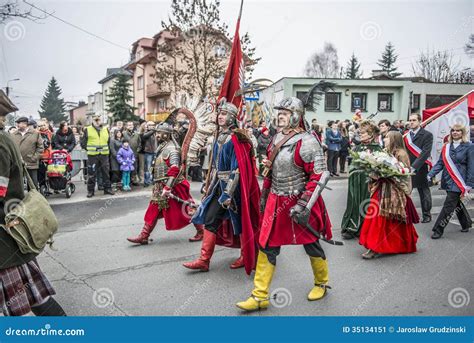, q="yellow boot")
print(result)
[236,251,275,311]
[308,257,331,301]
